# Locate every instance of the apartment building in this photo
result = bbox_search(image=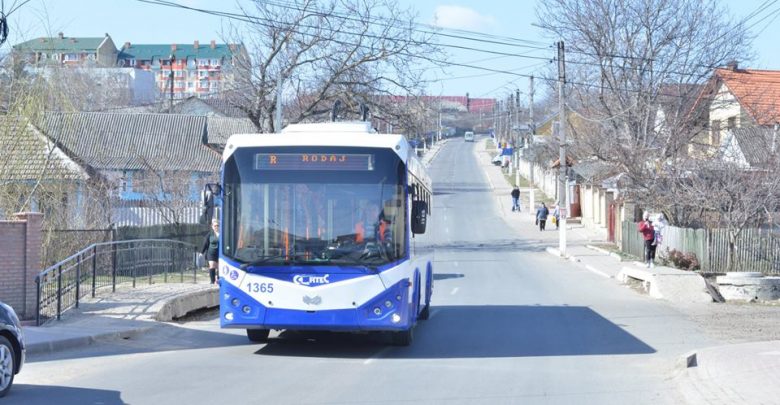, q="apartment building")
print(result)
[118,40,245,99]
